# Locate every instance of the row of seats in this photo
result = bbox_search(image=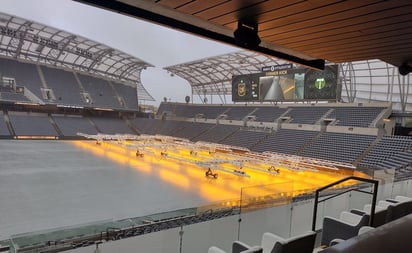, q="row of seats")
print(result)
[358,135,412,169]
[0,91,31,102]
[220,130,270,149]
[2,114,411,173]
[191,124,240,143]
[130,120,373,165]
[320,195,412,246]
[208,231,316,253]
[1,112,411,178]
[4,112,134,136]
[320,213,412,253]
[328,107,385,128]
[9,113,58,136]
[0,57,43,99]
[252,107,289,122]
[0,57,138,109]
[286,107,330,125]
[251,129,318,155]
[159,103,227,119]
[300,132,376,164]
[157,102,387,128]
[206,197,412,252]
